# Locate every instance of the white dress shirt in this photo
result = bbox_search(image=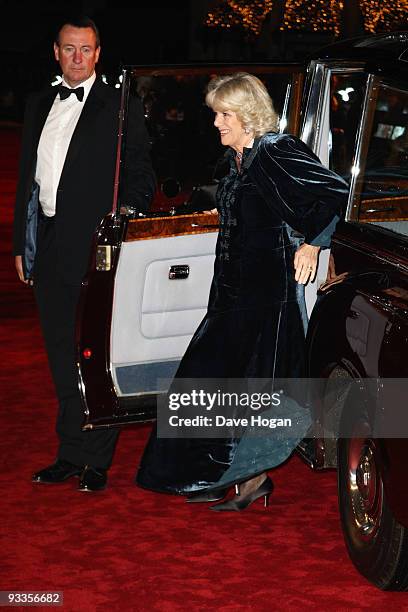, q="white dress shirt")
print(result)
[35,72,96,217]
